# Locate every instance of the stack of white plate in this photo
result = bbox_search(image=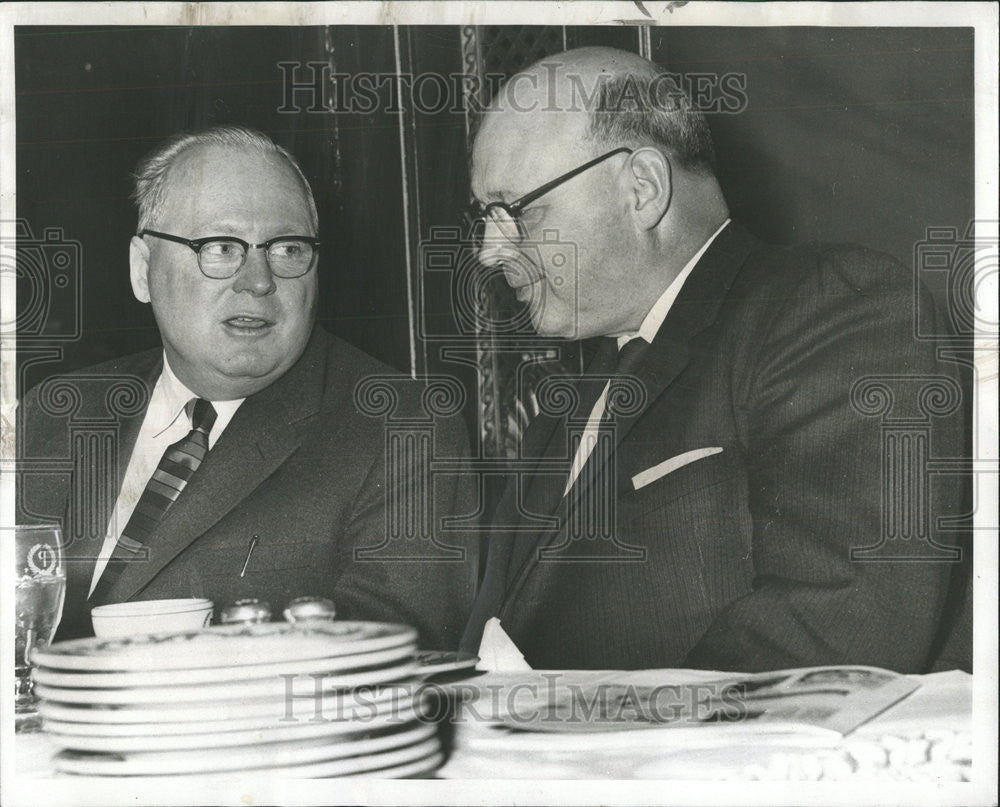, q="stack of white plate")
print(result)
[32,621,443,778]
